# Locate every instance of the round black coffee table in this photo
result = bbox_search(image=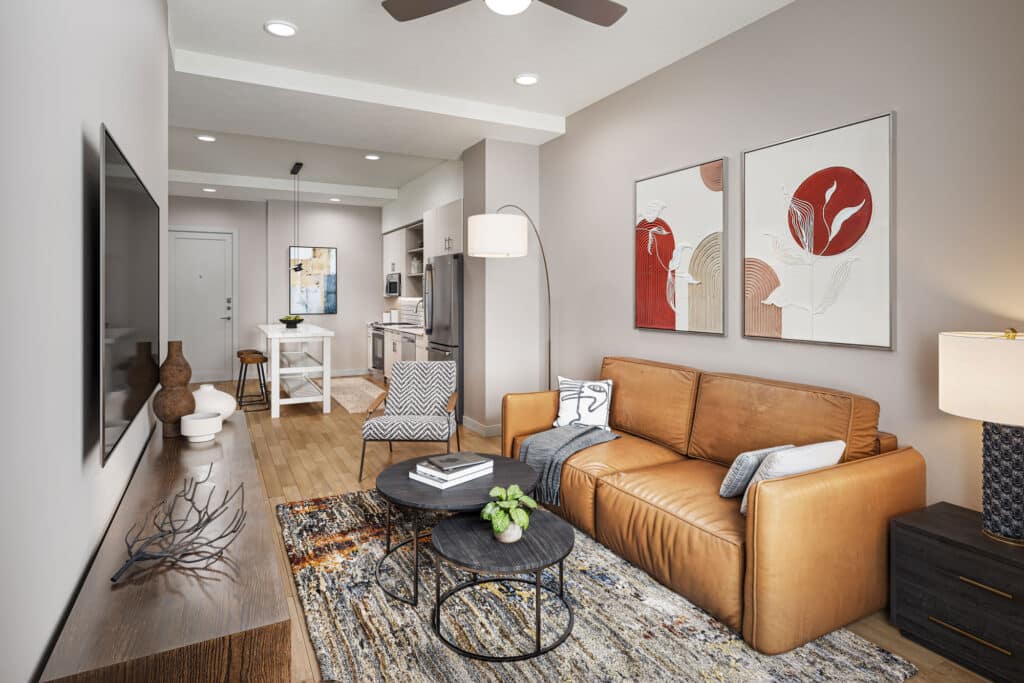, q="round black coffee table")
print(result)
[431,509,575,662]
[374,452,538,606]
